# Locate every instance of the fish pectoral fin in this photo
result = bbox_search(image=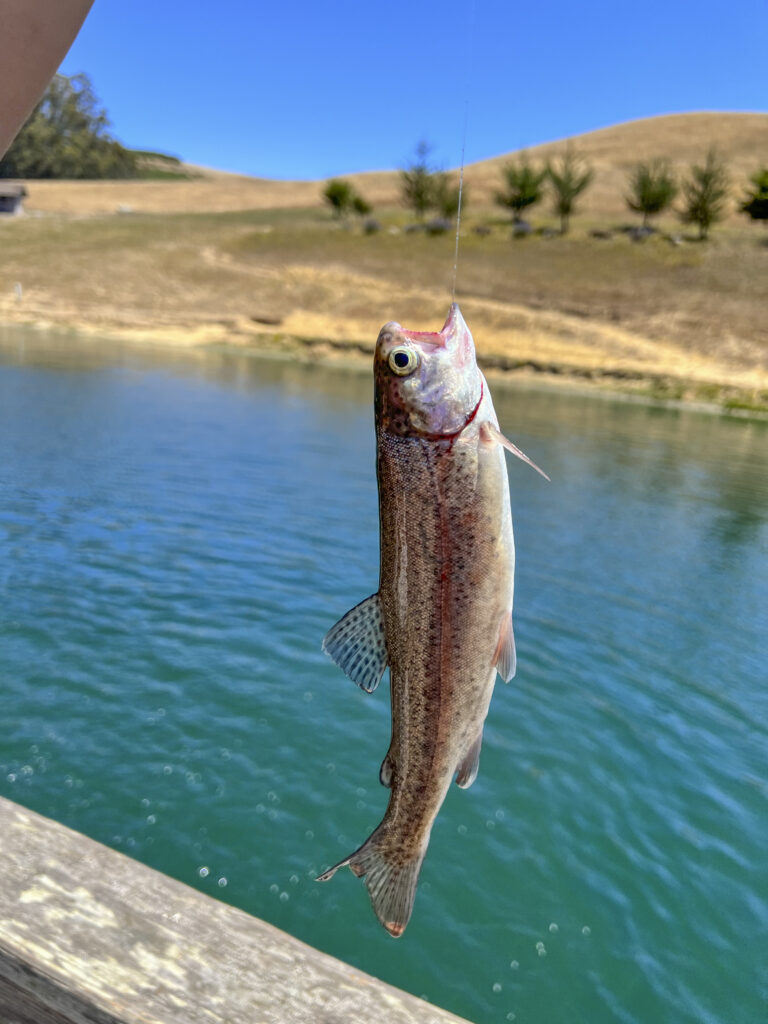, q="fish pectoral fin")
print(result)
[456,731,483,789]
[480,421,550,481]
[321,593,388,693]
[493,609,517,682]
